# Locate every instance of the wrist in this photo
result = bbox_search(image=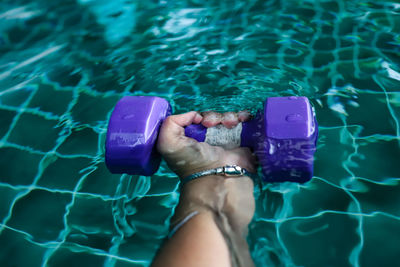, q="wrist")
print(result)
[175,175,255,227]
[181,165,256,186]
